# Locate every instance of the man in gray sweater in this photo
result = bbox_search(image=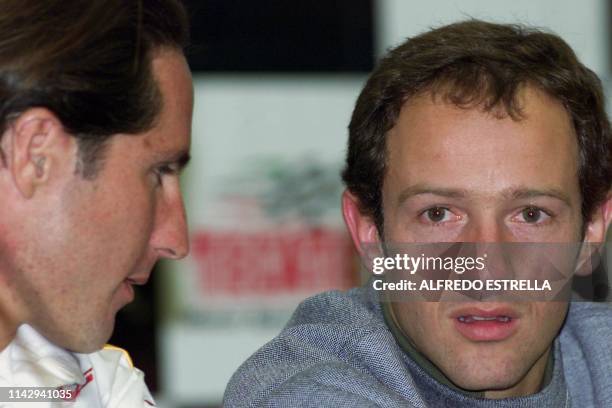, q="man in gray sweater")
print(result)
[224,20,612,407]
